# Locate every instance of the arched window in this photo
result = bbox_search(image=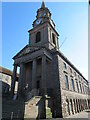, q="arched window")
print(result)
[73,99,76,112]
[52,33,55,44]
[76,80,79,92]
[79,82,82,93]
[36,32,41,43]
[71,79,75,91]
[70,99,73,113]
[65,75,69,90]
[66,99,69,113]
